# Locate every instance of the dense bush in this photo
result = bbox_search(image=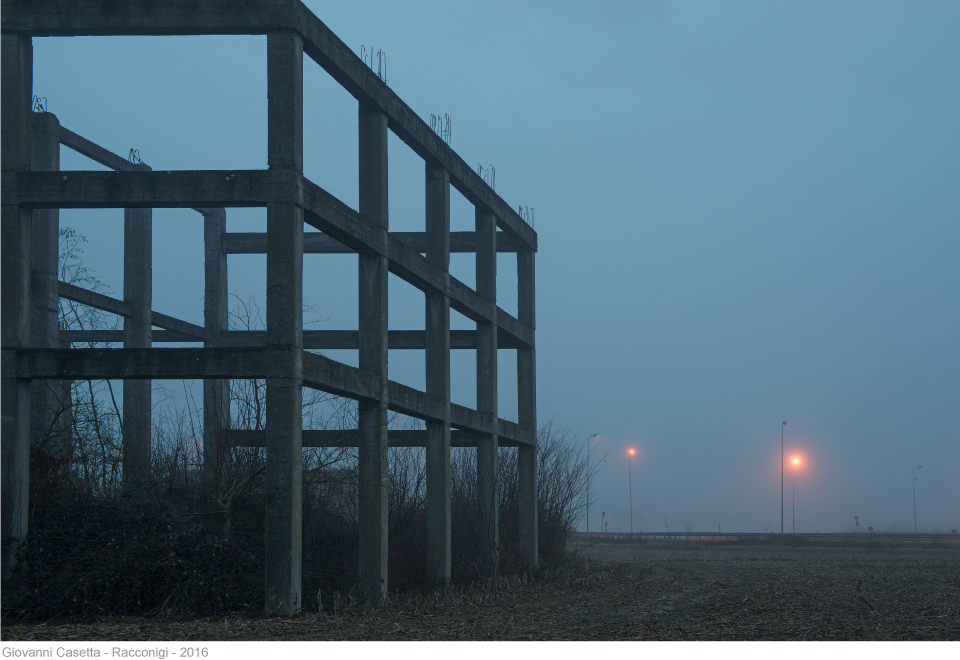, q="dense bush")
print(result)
[3,421,588,620]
